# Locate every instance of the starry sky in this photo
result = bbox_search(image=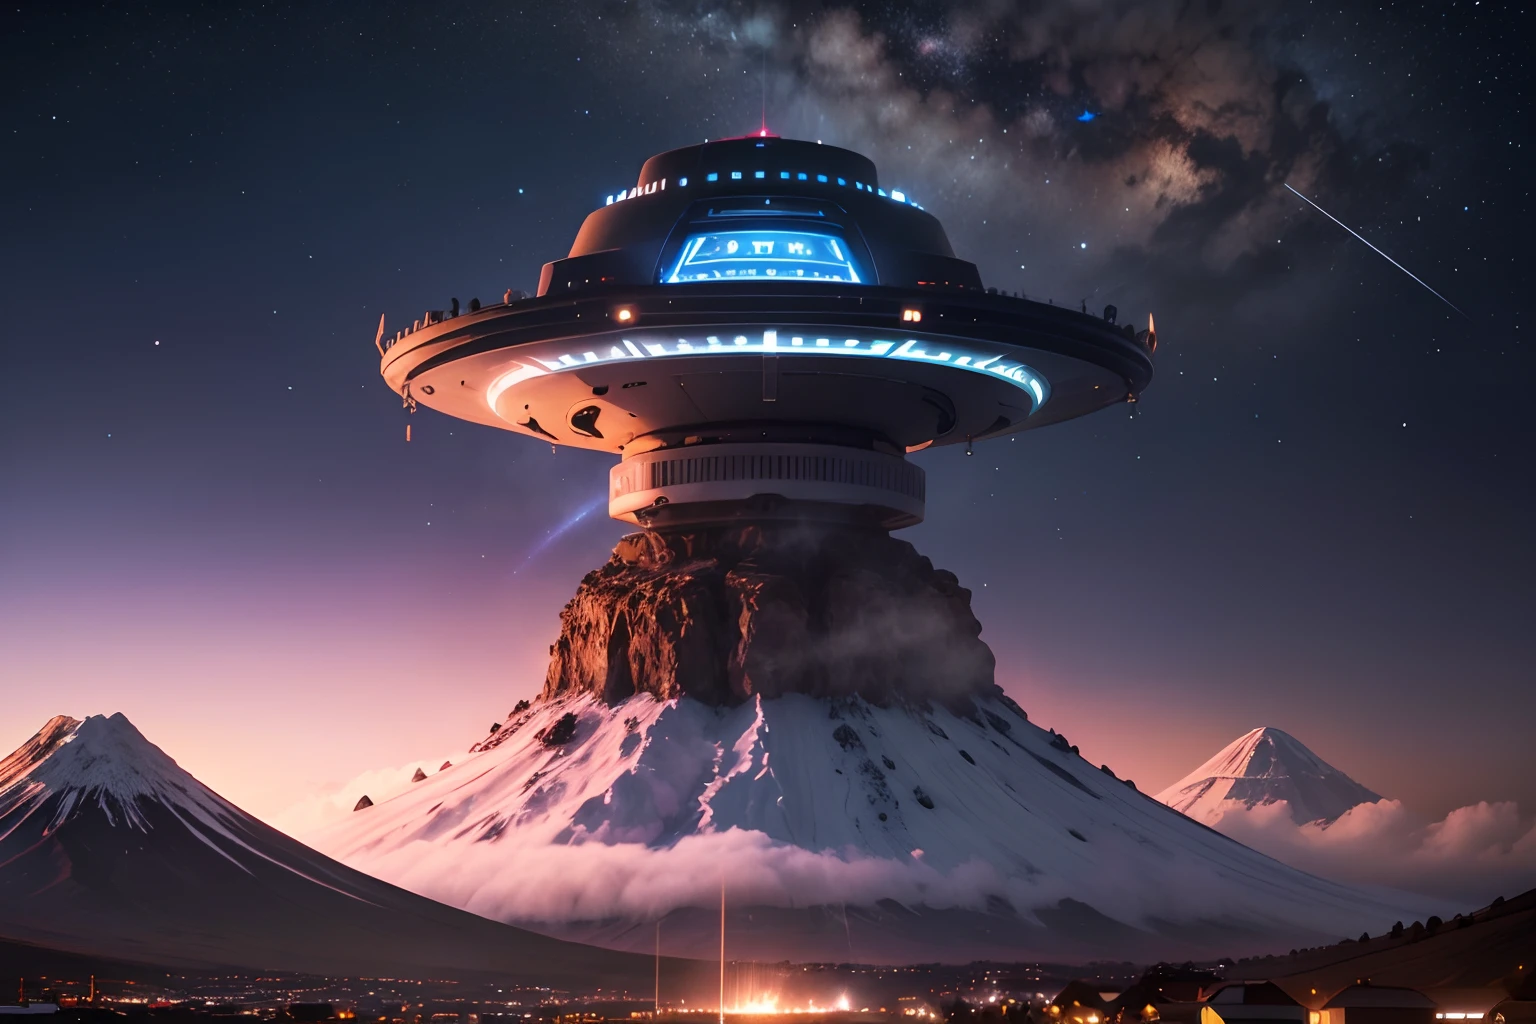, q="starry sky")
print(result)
[2,0,1531,831]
